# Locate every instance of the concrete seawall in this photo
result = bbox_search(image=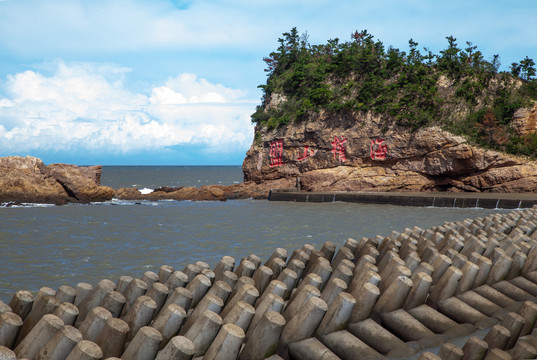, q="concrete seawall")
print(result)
[269,190,537,209]
[3,206,537,359]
